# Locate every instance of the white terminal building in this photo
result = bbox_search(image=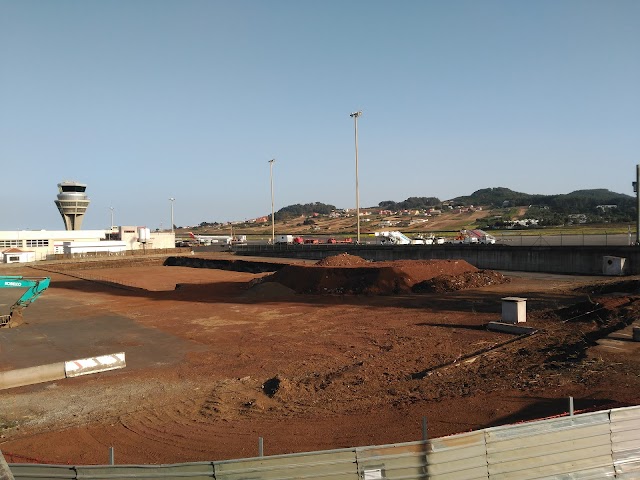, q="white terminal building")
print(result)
[1,181,175,263]
[0,226,176,264]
